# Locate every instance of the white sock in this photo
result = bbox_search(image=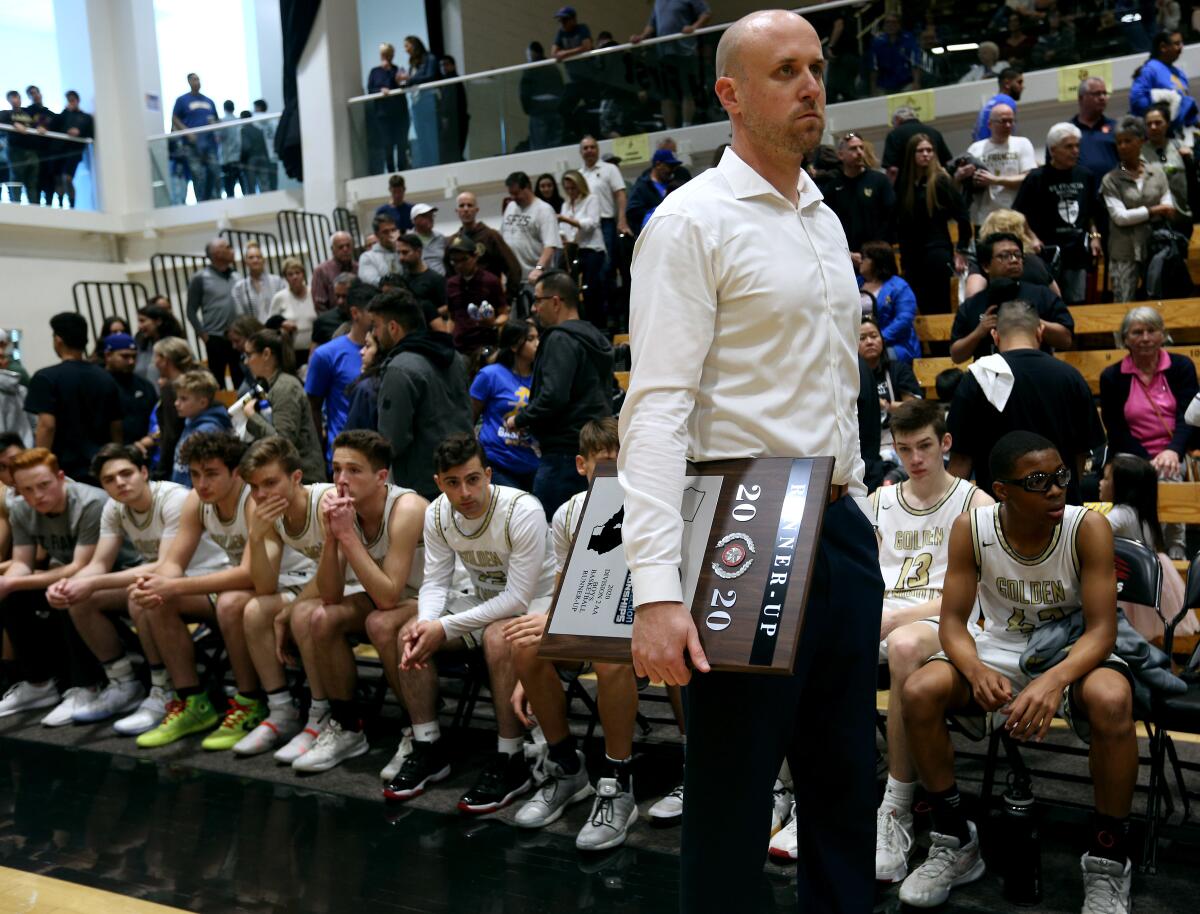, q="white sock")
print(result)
[104,656,135,684]
[530,724,547,746]
[266,691,297,720]
[413,720,441,744]
[883,776,916,813]
[498,735,524,757]
[149,667,170,690]
[308,698,331,723]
